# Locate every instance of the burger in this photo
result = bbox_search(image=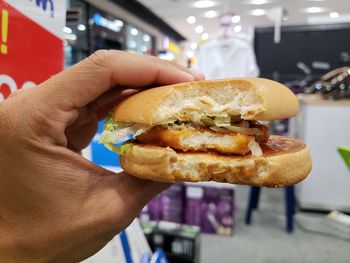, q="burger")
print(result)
[100,78,312,187]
